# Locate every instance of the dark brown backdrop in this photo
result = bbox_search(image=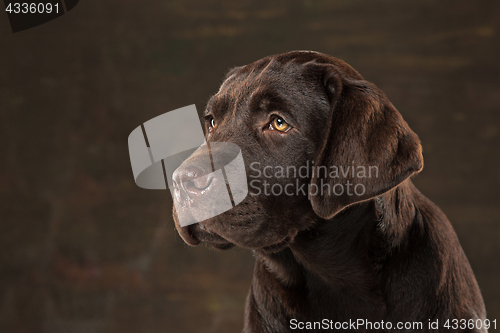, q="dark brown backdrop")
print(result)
[1,1,499,332]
